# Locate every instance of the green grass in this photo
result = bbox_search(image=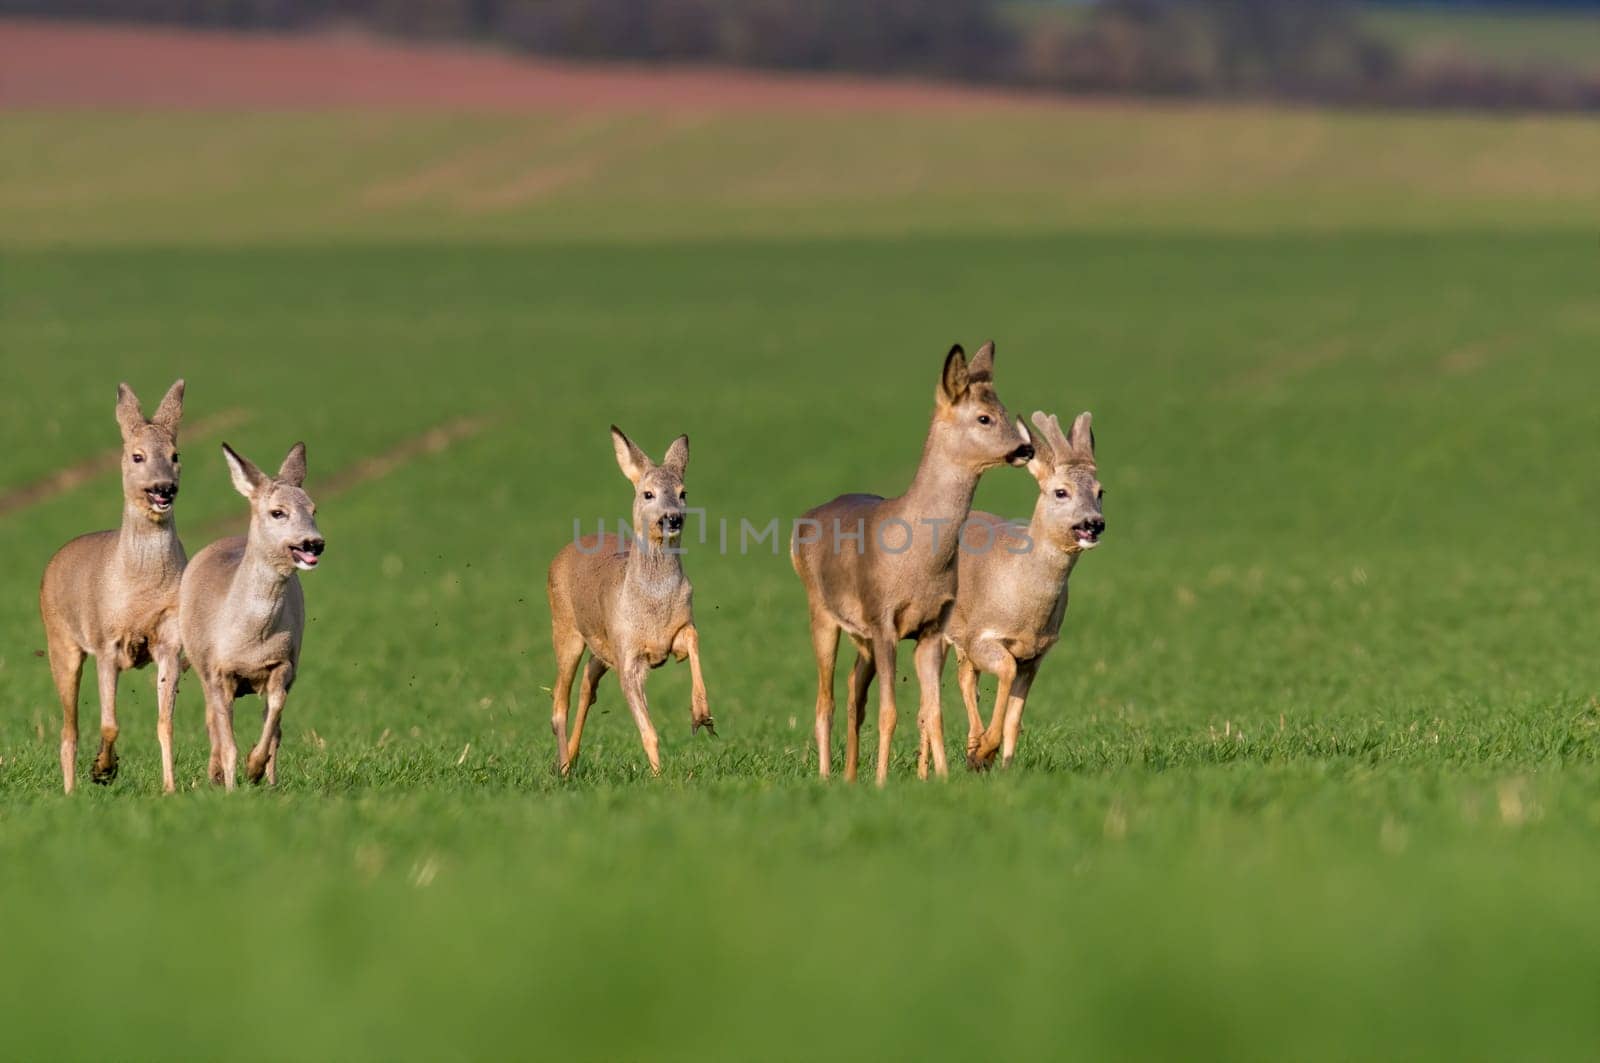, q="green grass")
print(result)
[1363,3,1600,71]
[2,106,1600,1060]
